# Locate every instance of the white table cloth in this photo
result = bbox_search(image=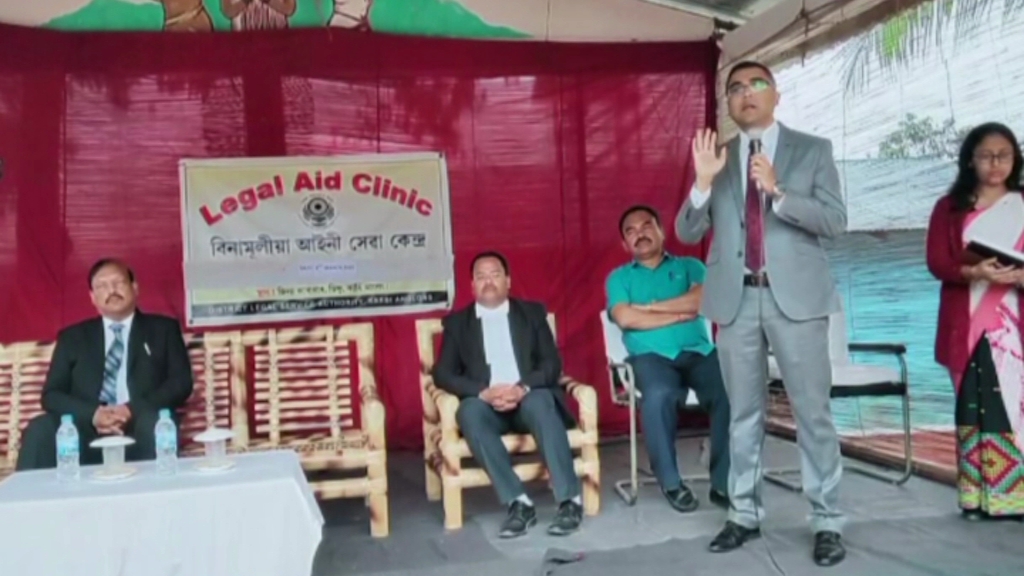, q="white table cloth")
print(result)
[0,450,324,576]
